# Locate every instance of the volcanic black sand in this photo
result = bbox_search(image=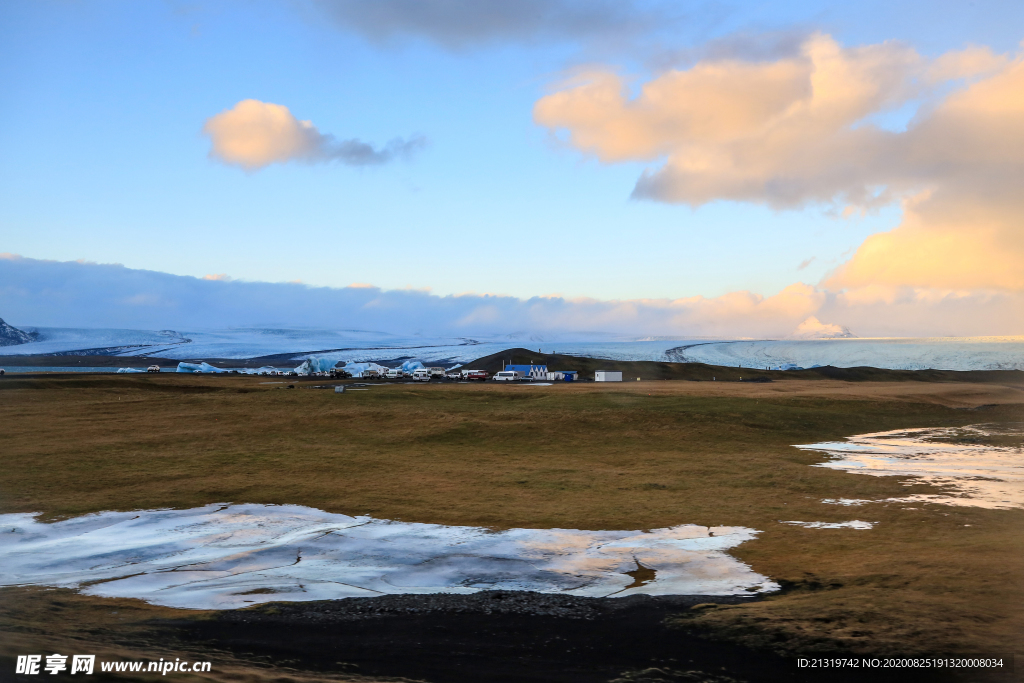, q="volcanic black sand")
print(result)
[3,586,1015,683]
[165,591,976,683]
